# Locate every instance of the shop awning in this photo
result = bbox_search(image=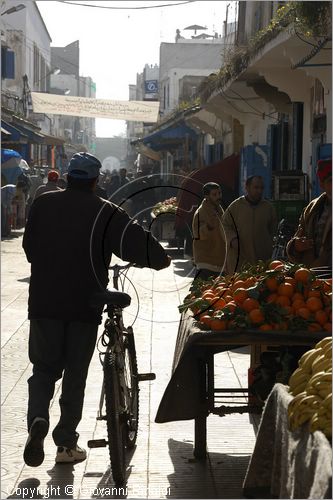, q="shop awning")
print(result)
[41,133,65,146]
[12,121,45,144]
[1,126,11,135]
[1,120,28,143]
[142,121,198,151]
[137,143,161,161]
